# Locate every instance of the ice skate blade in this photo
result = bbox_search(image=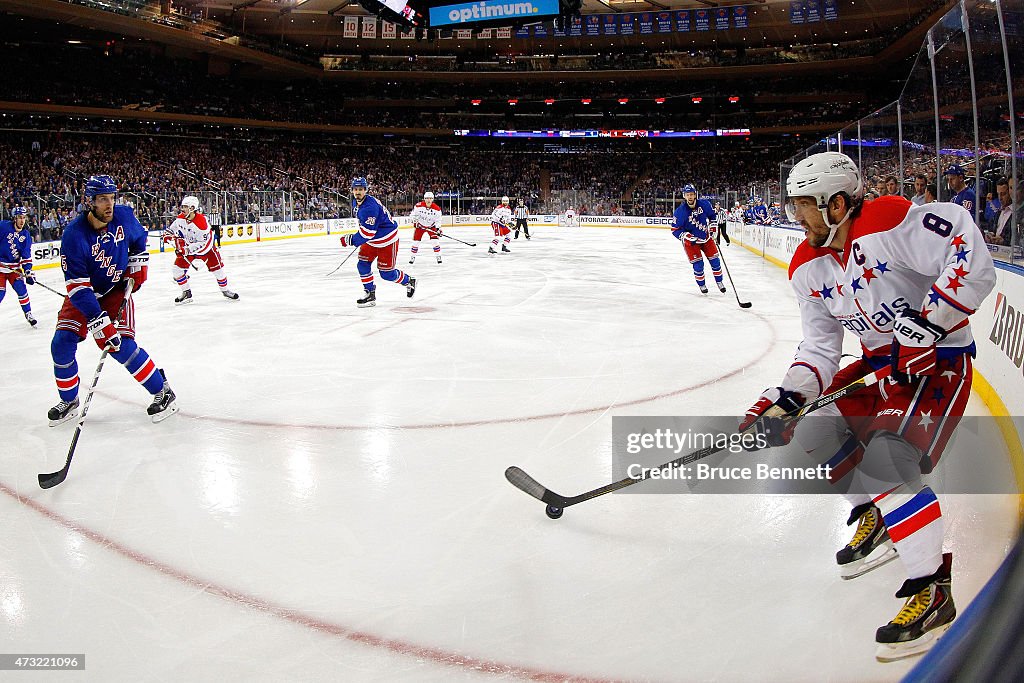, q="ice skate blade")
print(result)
[841,543,898,580]
[174,298,194,306]
[357,302,376,308]
[875,622,952,662]
[151,402,179,424]
[48,412,79,428]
